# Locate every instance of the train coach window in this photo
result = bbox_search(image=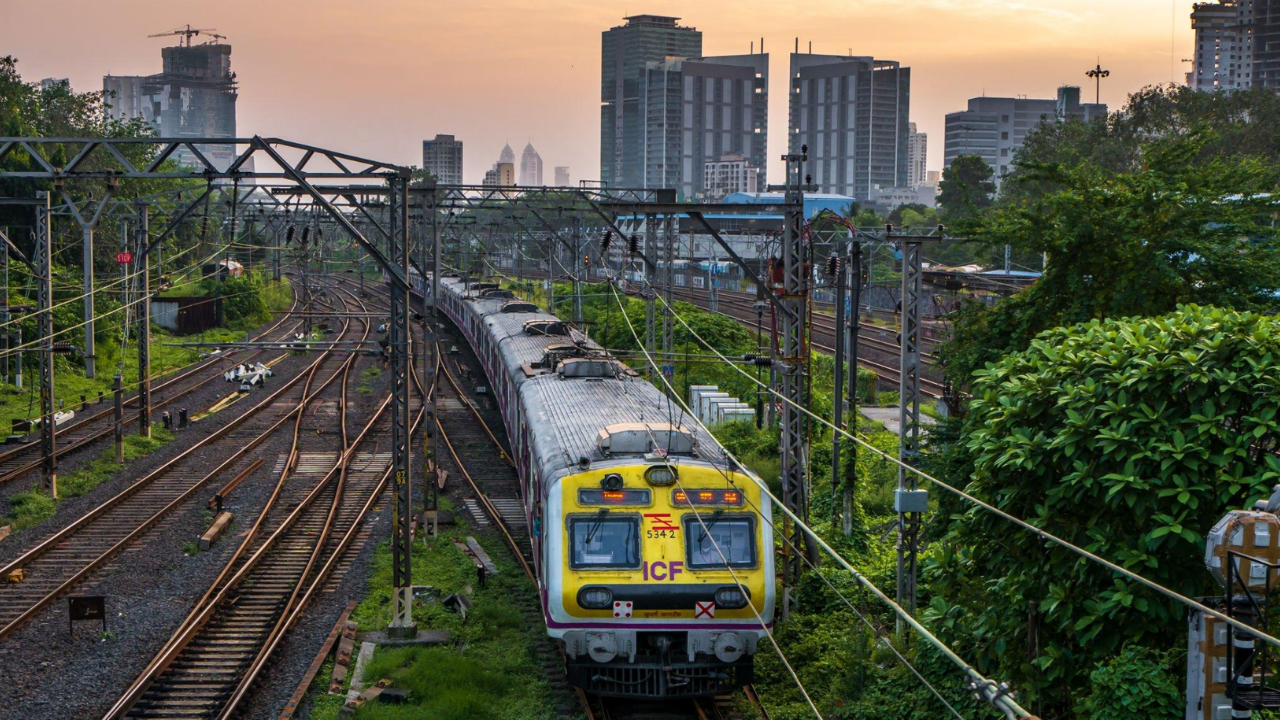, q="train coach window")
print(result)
[569,515,640,569]
[684,516,756,569]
